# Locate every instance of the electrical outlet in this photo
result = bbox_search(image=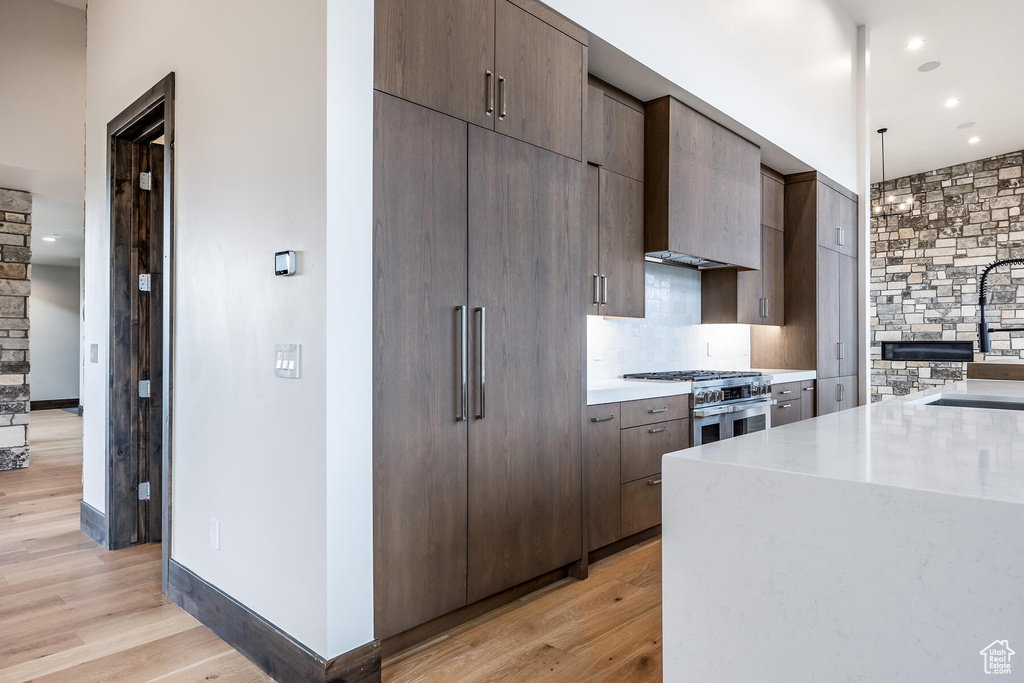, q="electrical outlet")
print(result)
[209,518,220,550]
